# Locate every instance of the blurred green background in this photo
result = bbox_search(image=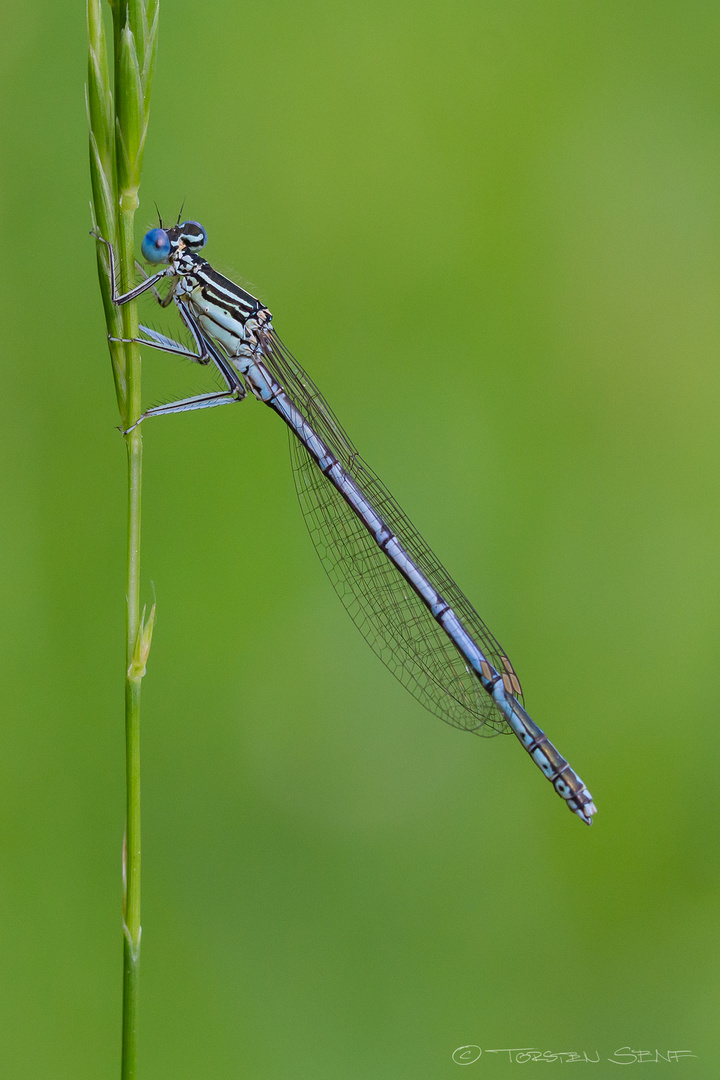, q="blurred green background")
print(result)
[2,1,718,1076]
